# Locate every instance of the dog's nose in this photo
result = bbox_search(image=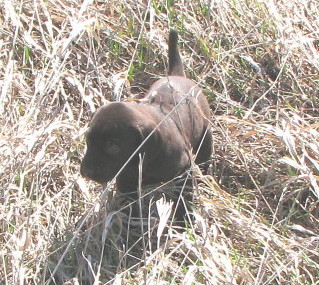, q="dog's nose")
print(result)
[80,161,92,178]
[80,164,98,182]
[80,161,105,184]
[80,163,86,177]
